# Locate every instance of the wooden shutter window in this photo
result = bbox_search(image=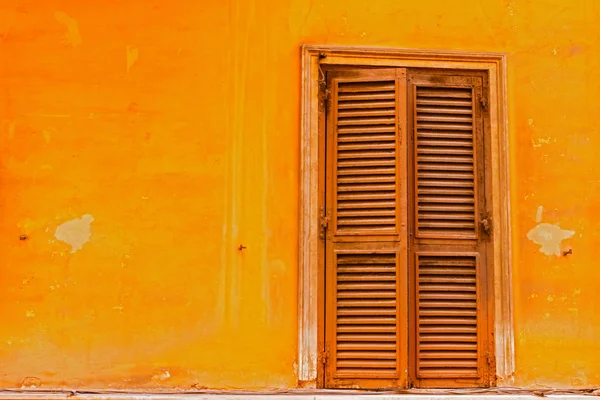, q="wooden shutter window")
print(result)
[321,67,493,389]
[324,68,408,389]
[408,72,492,388]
